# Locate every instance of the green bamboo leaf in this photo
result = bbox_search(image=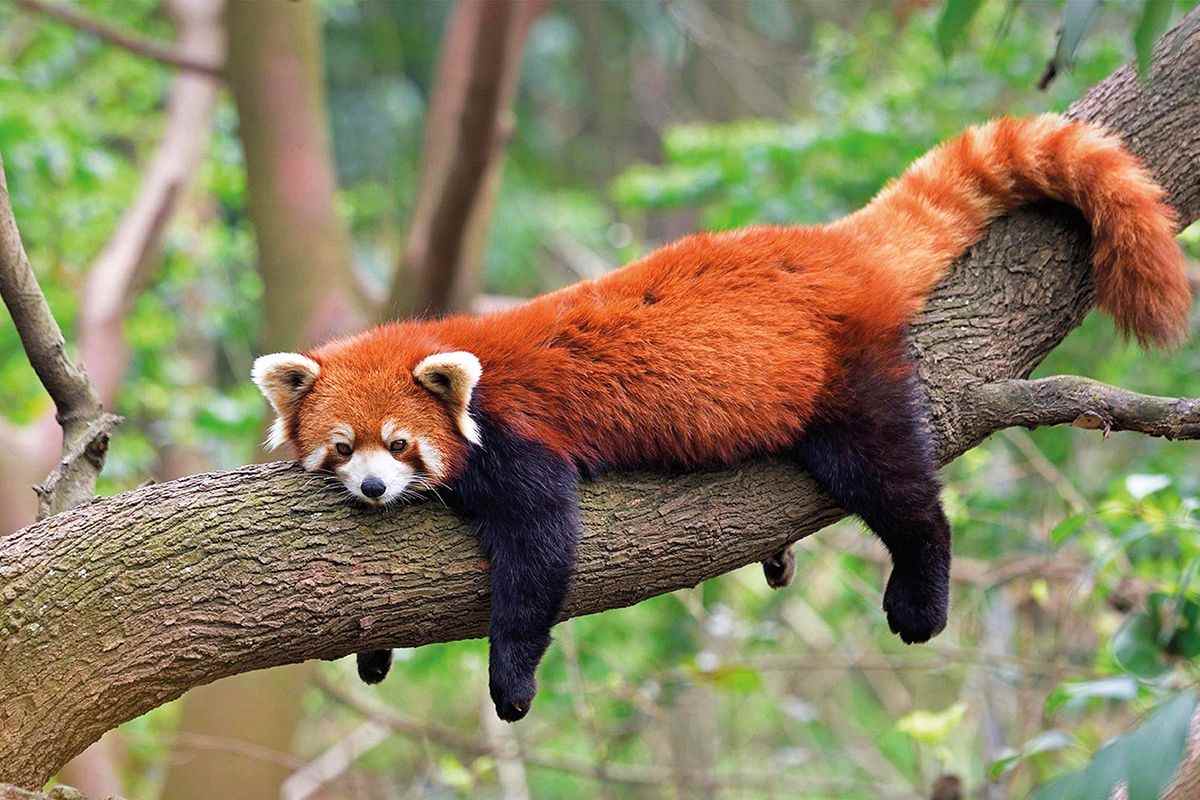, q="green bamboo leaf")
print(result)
[1134,0,1173,79]
[935,0,984,59]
